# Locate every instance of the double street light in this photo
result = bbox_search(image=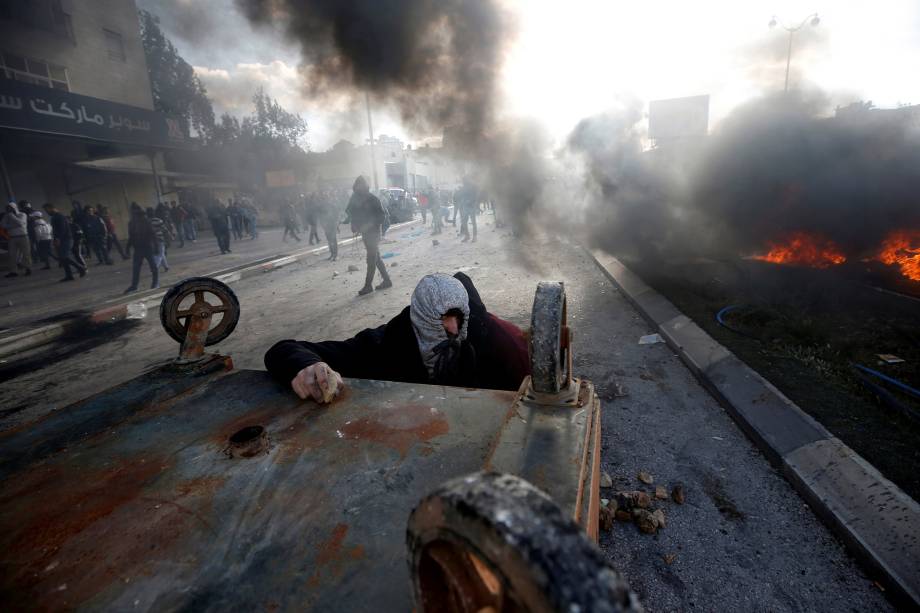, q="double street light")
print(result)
[769,13,820,92]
